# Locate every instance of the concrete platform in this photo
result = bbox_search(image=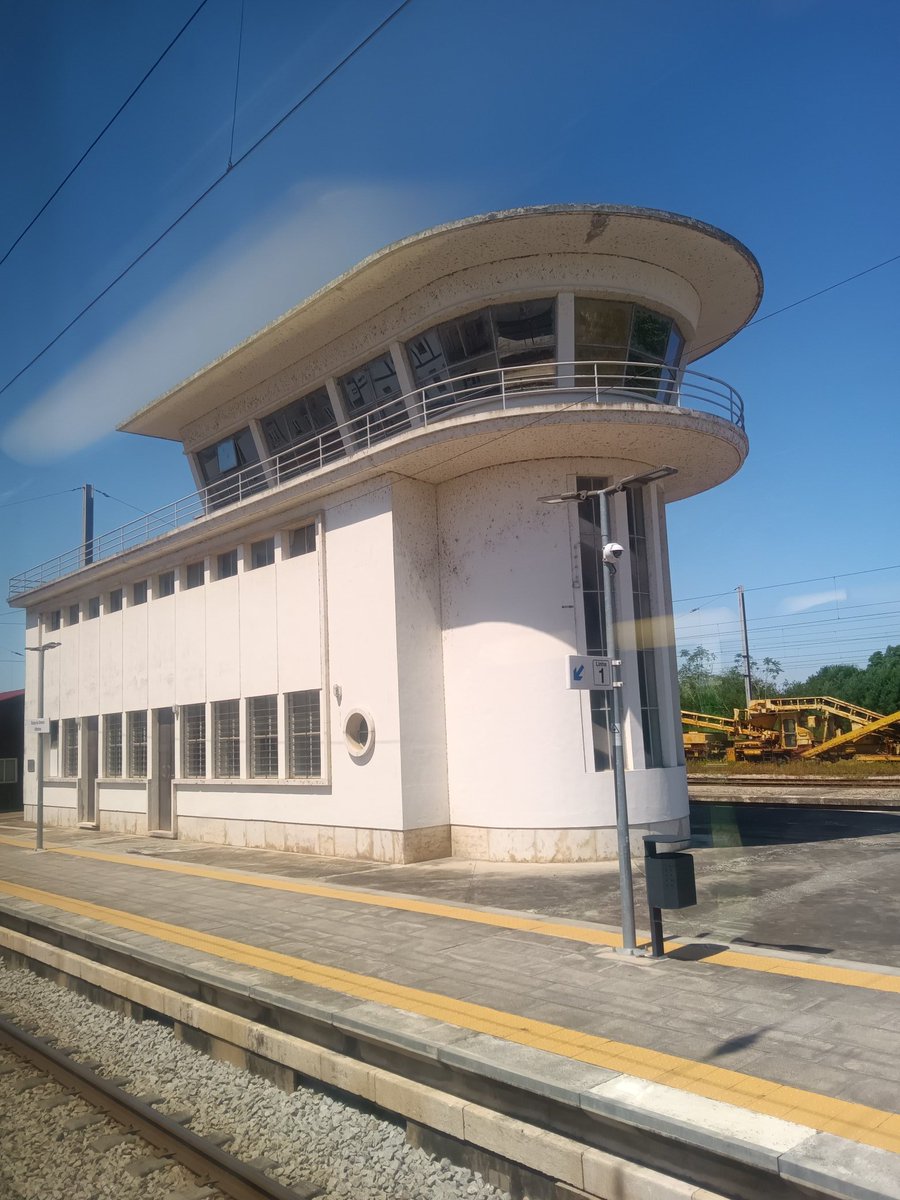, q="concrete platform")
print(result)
[0,820,898,1199]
